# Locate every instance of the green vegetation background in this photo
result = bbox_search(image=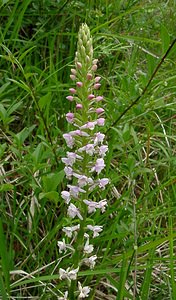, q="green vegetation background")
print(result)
[0,0,176,299]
